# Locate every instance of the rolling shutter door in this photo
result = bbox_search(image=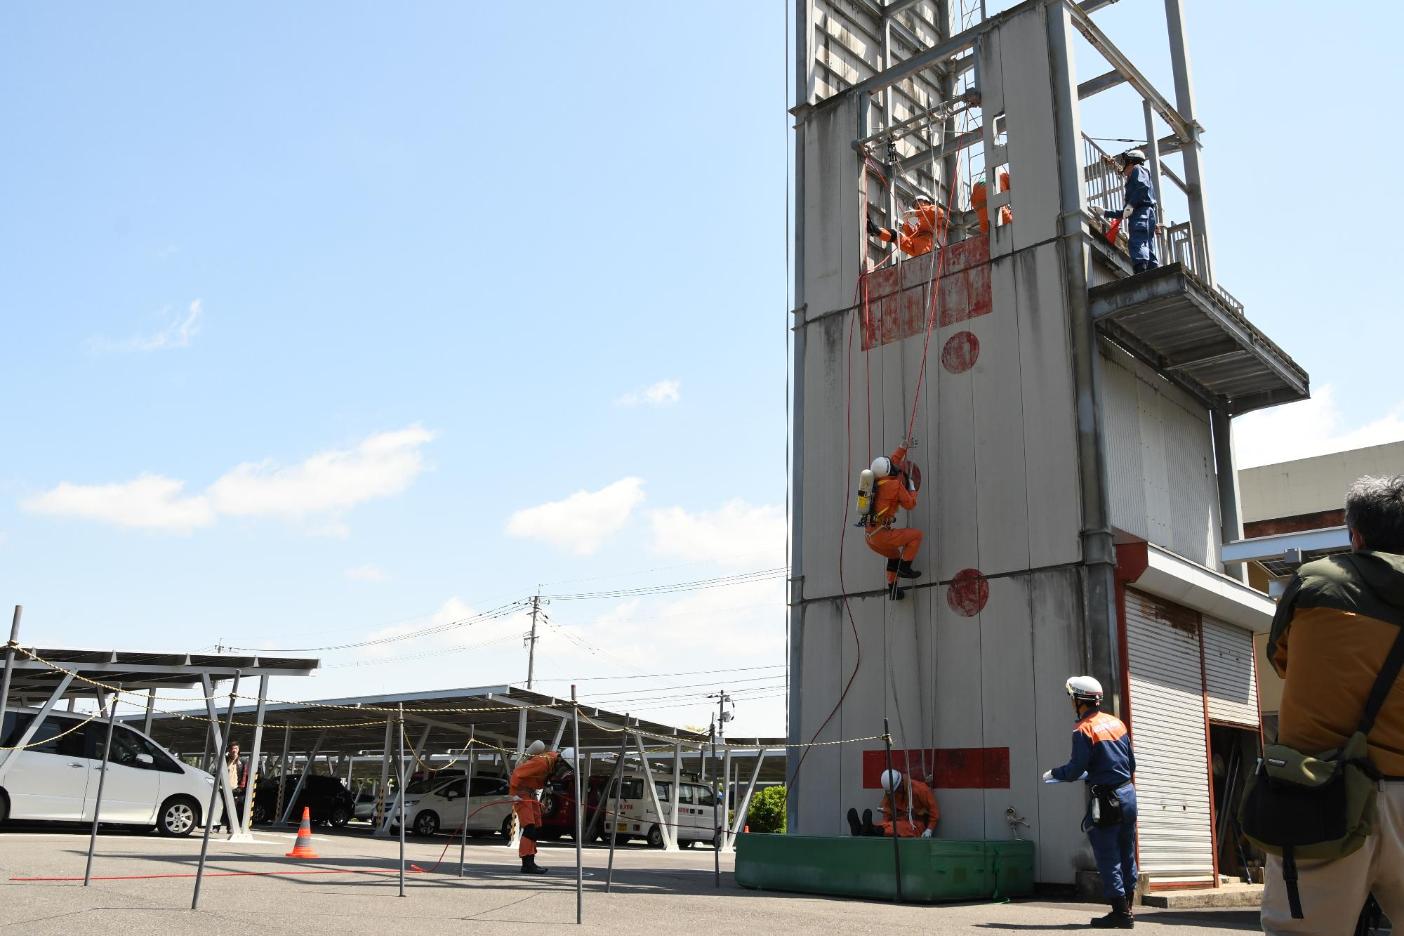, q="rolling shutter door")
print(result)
[1202,616,1259,727]
[1125,589,1214,885]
